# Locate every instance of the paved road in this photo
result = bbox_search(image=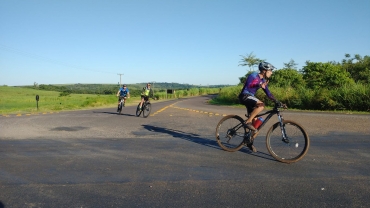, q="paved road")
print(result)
[1,95,369,207]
